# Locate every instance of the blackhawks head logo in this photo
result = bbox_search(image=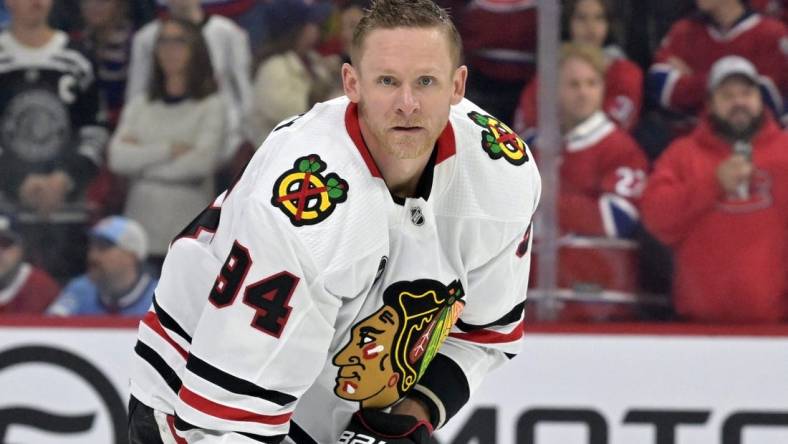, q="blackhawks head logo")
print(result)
[468,111,529,166]
[332,279,465,409]
[271,155,348,226]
